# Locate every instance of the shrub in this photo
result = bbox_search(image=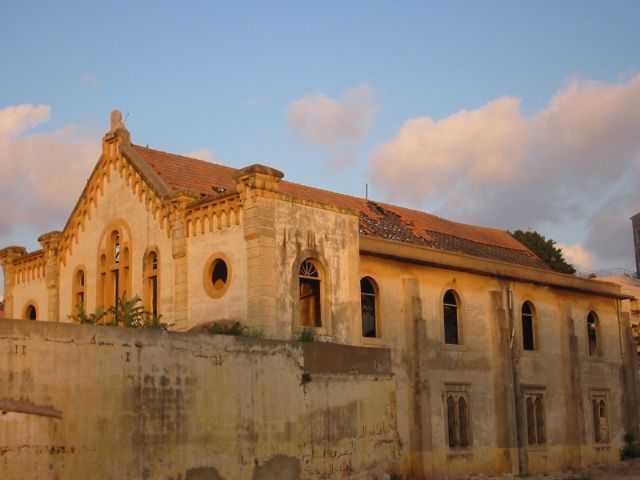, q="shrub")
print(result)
[68,303,107,325]
[69,296,169,330]
[297,326,317,342]
[209,321,246,336]
[620,443,640,460]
